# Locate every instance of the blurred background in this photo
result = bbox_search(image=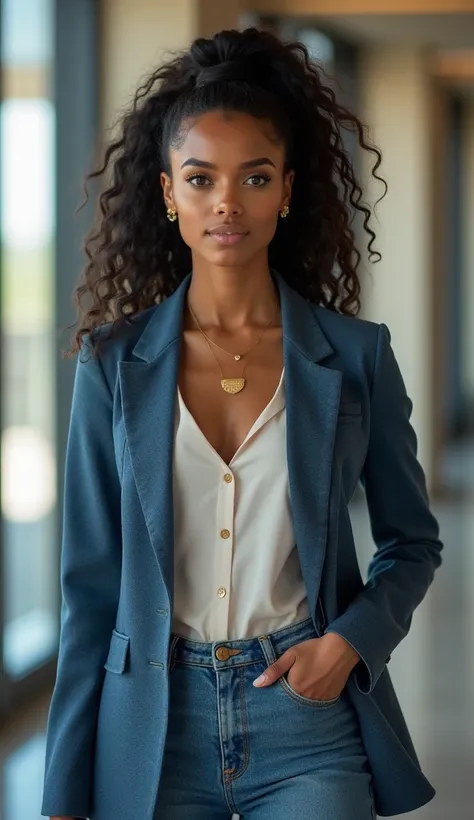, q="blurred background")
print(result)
[0,1,472,818]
